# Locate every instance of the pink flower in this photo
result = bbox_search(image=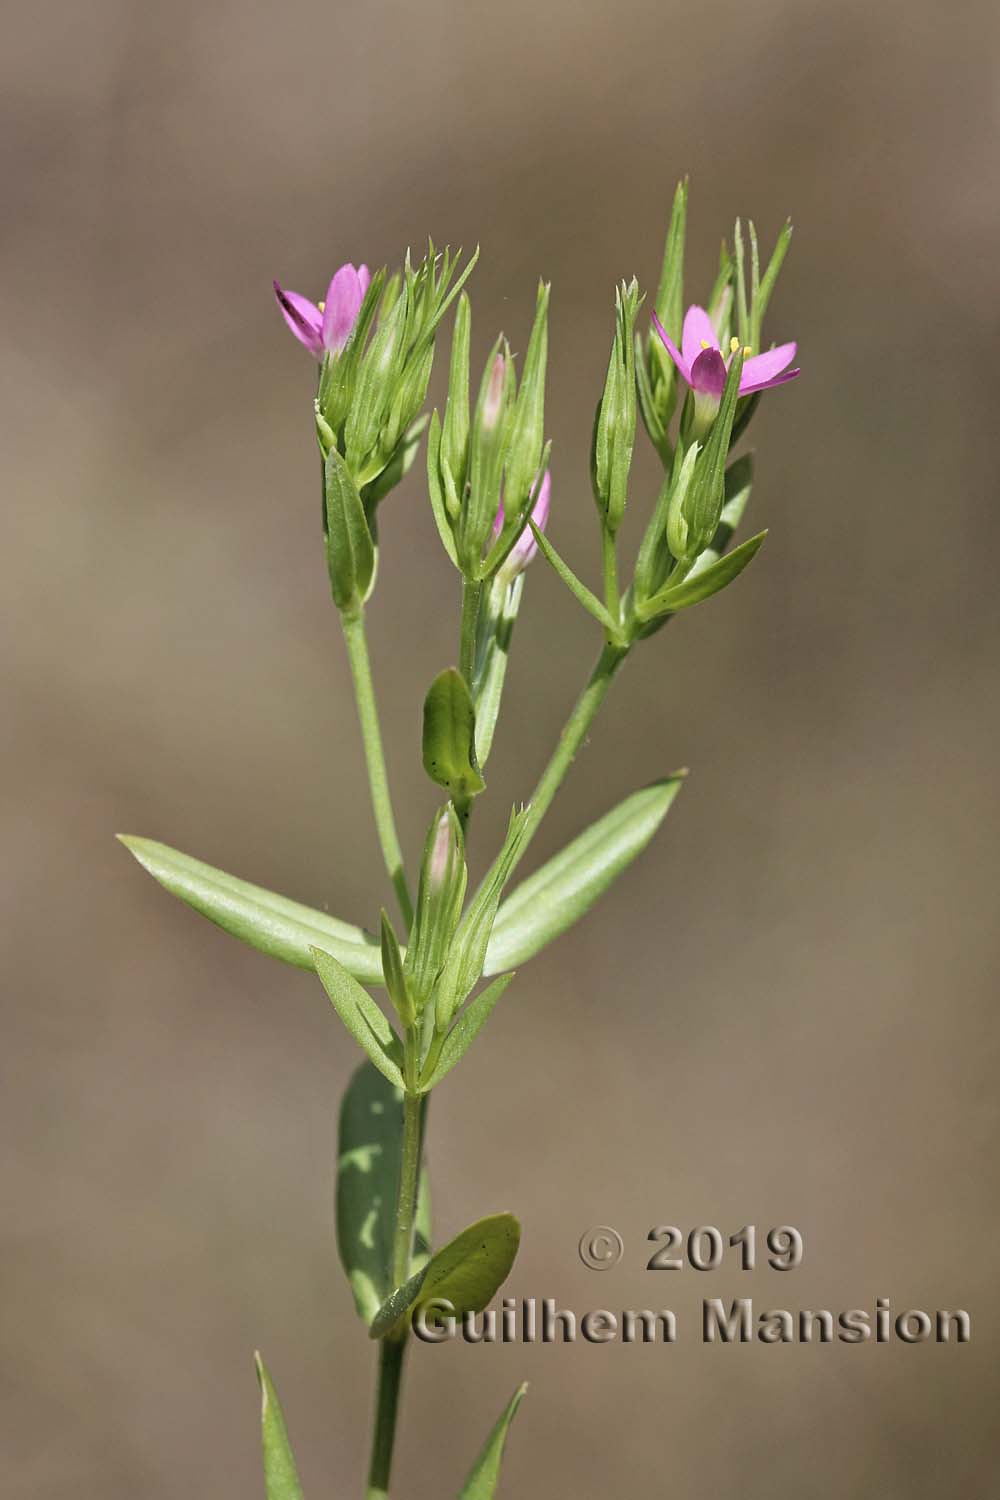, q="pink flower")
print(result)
[492,470,552,580]
[273,263,371,359]
[651,304,799,398]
